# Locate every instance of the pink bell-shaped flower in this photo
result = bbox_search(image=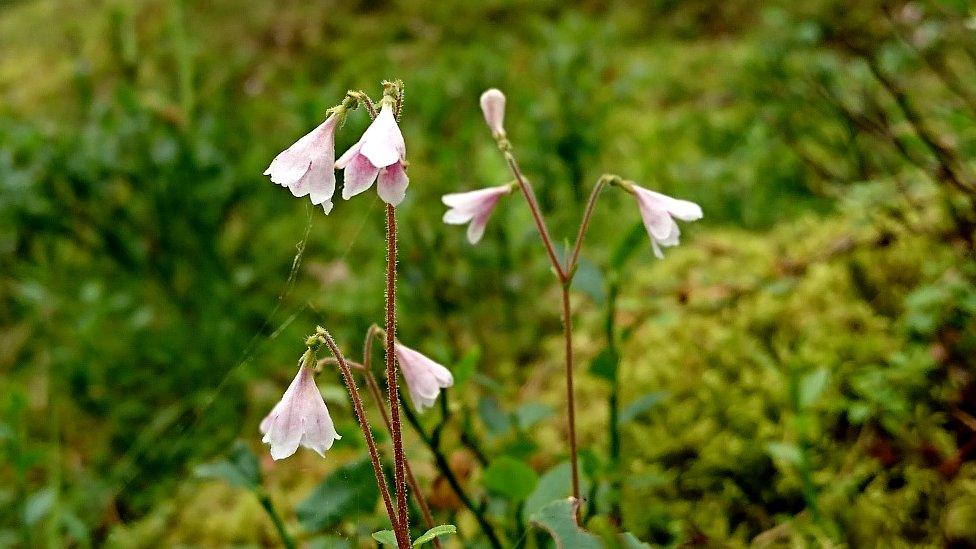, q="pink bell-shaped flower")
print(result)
[442,184,512,244]
[264,114,339,214]
[394,343,454,412]
[480,89,506,136]
[631,185,702,258]
[260,362,341,460]
[335,104,409,206]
